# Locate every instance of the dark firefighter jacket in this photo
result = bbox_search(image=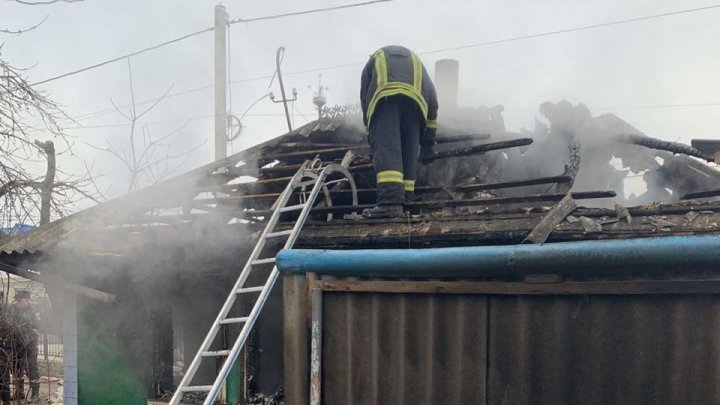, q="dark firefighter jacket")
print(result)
[360,46,438,130]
